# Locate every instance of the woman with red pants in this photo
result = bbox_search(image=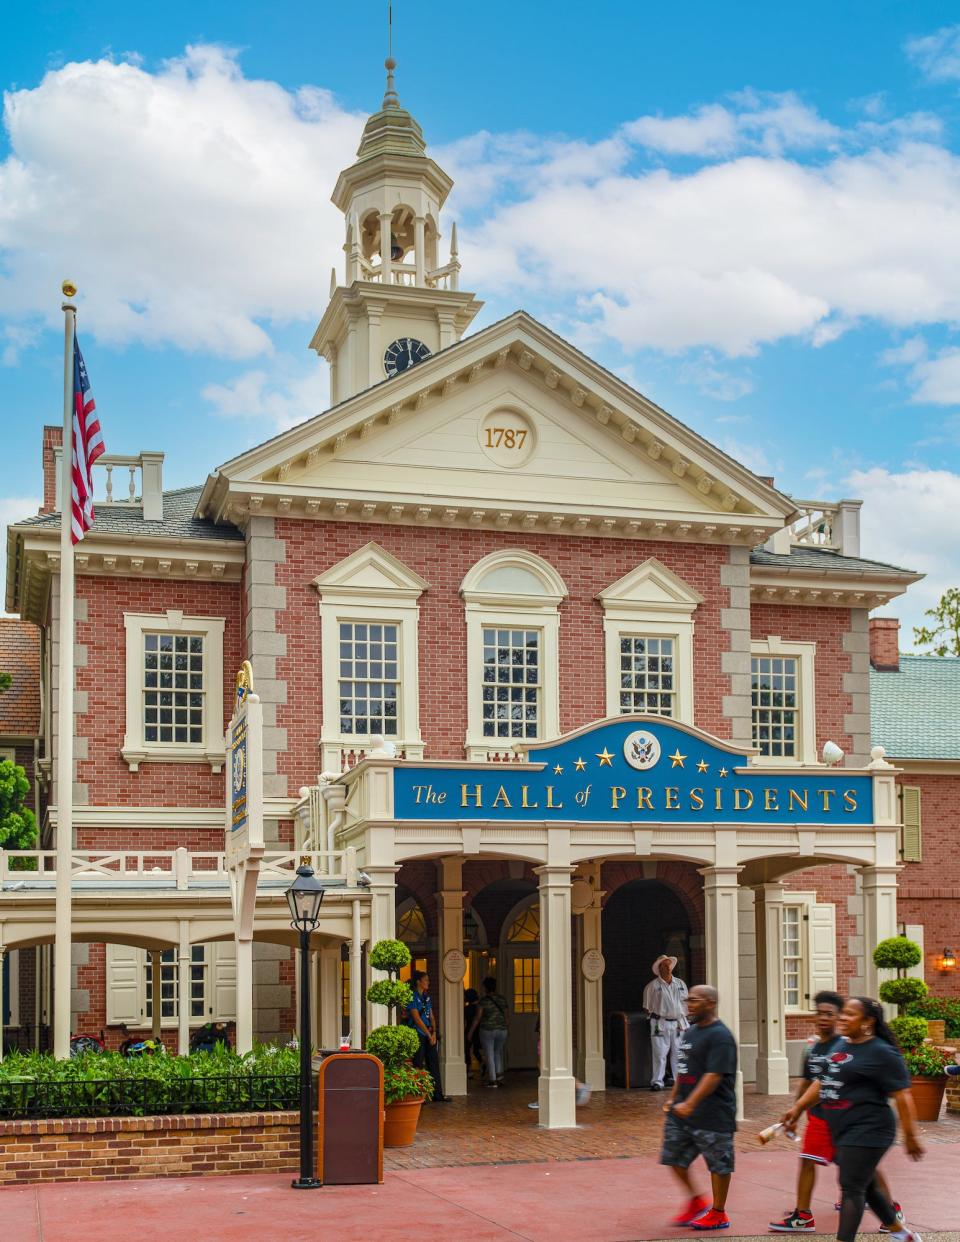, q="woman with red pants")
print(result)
[785,997,923,1242]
